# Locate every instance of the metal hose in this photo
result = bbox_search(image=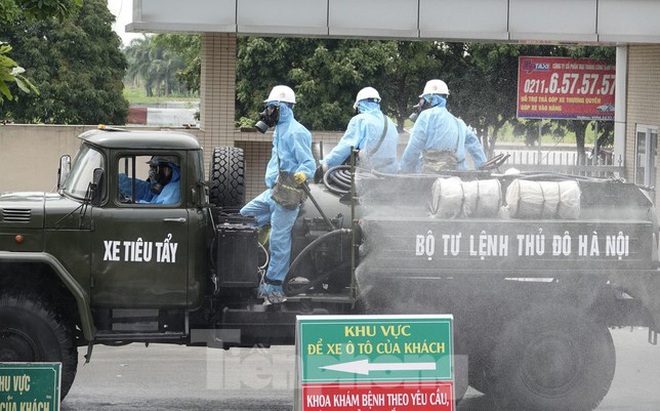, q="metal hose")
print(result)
[323,165,353,194]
